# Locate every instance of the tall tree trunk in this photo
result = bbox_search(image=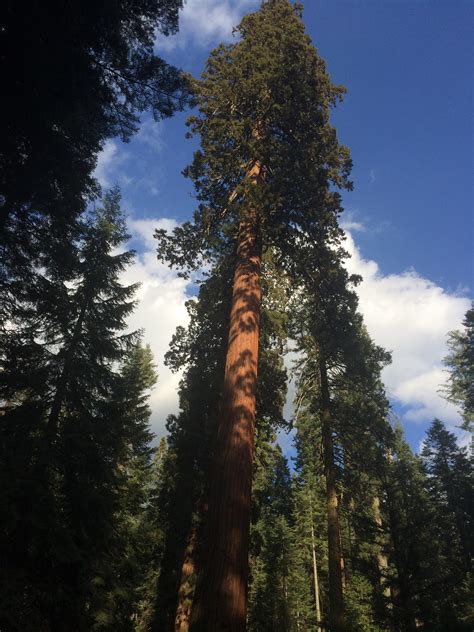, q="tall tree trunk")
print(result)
[190,162,263,631]
[319,355,346,632]
[175,522,199,632]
